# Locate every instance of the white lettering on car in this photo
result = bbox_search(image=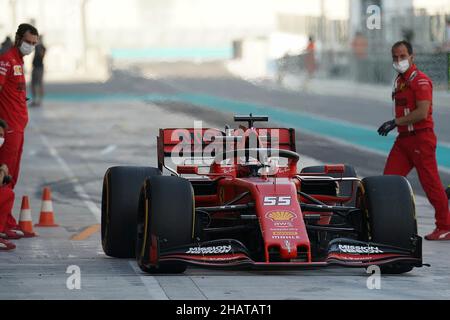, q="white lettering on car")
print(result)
[263,196,291,206]
[186,245,232,255]
[338,244,384,254]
